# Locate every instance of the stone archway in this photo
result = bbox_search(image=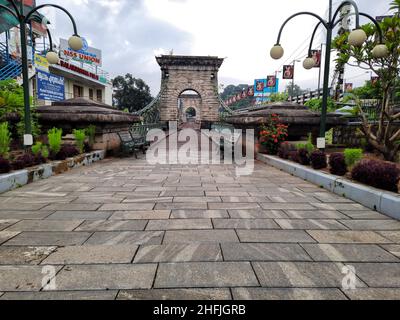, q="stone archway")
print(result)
[178,90,202,123]
[156,55,224,129]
